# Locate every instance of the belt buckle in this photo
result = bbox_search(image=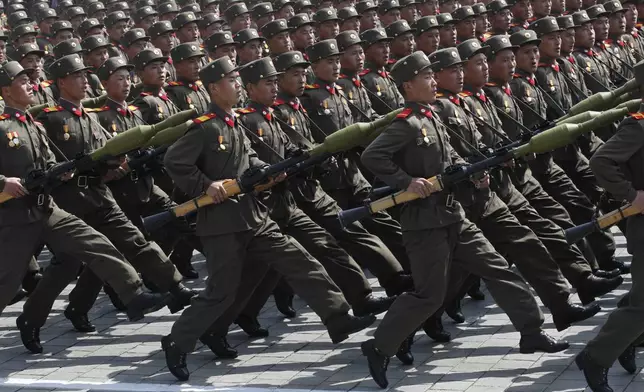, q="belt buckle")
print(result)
[77,175,88,188]
[446,193,454,208]
[37,194,45,206]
